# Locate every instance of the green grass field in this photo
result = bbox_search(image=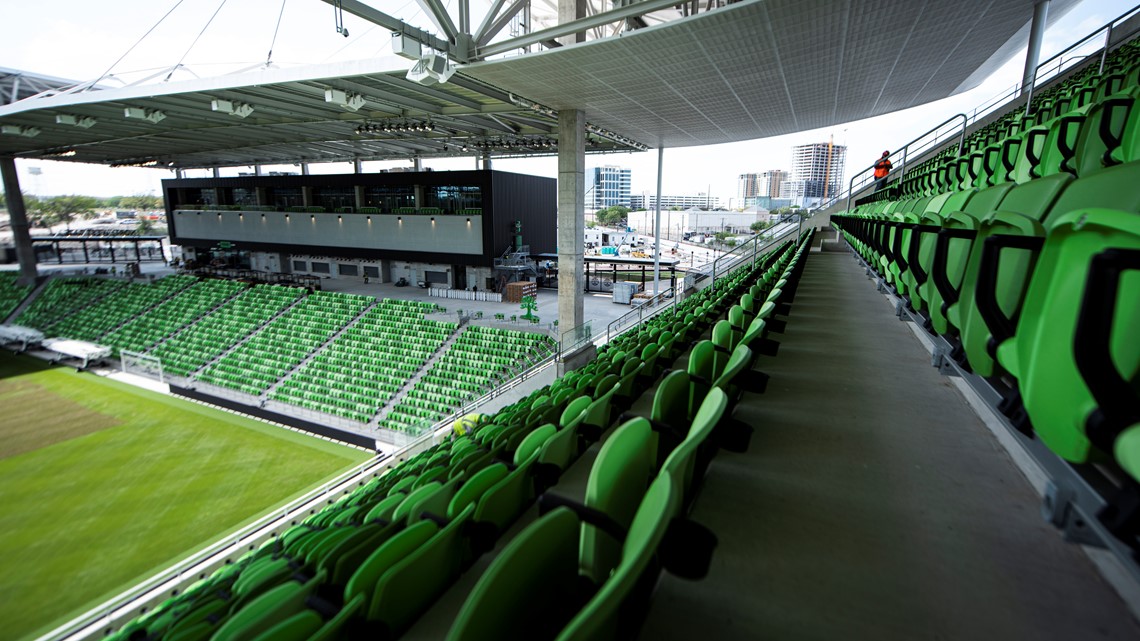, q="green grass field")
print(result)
[0,352,371,641]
